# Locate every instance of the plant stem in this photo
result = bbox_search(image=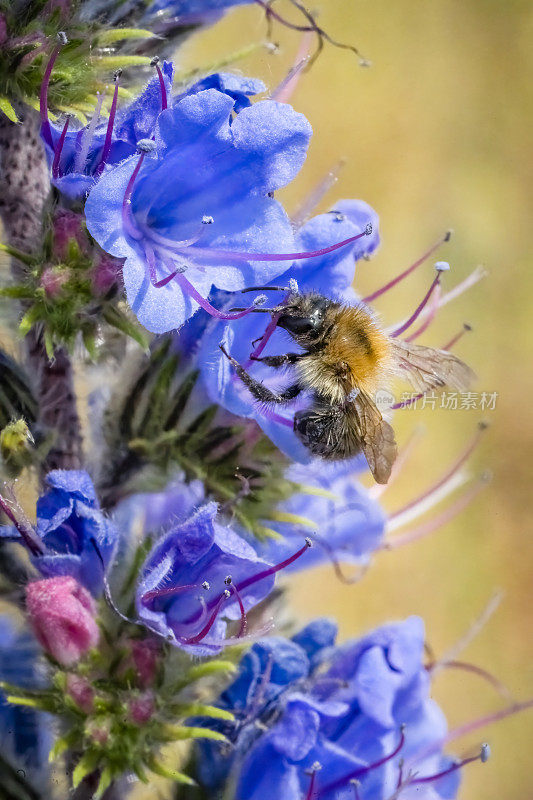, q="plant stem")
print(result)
[0,104,83,478]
